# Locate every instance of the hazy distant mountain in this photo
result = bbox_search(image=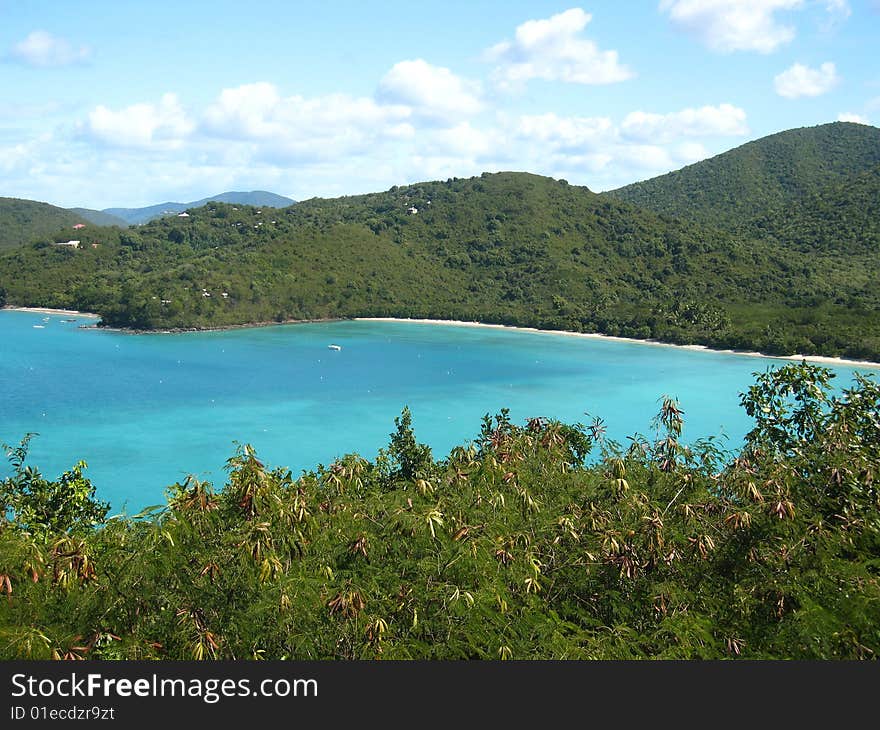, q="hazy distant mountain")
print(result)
[605,121,880,230]
[104,191,296,225]
[68,207,128,227]
[102,202,195,225]
[0,197,91,251]
[188,191,294,208]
